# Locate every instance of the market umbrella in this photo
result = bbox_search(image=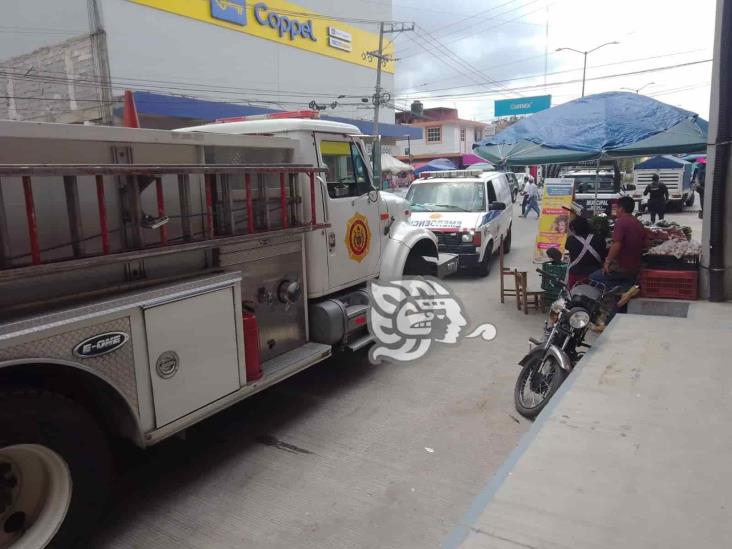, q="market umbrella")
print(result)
[381,153,413,174]
[413,158,457,176]
[474,91,708,166]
